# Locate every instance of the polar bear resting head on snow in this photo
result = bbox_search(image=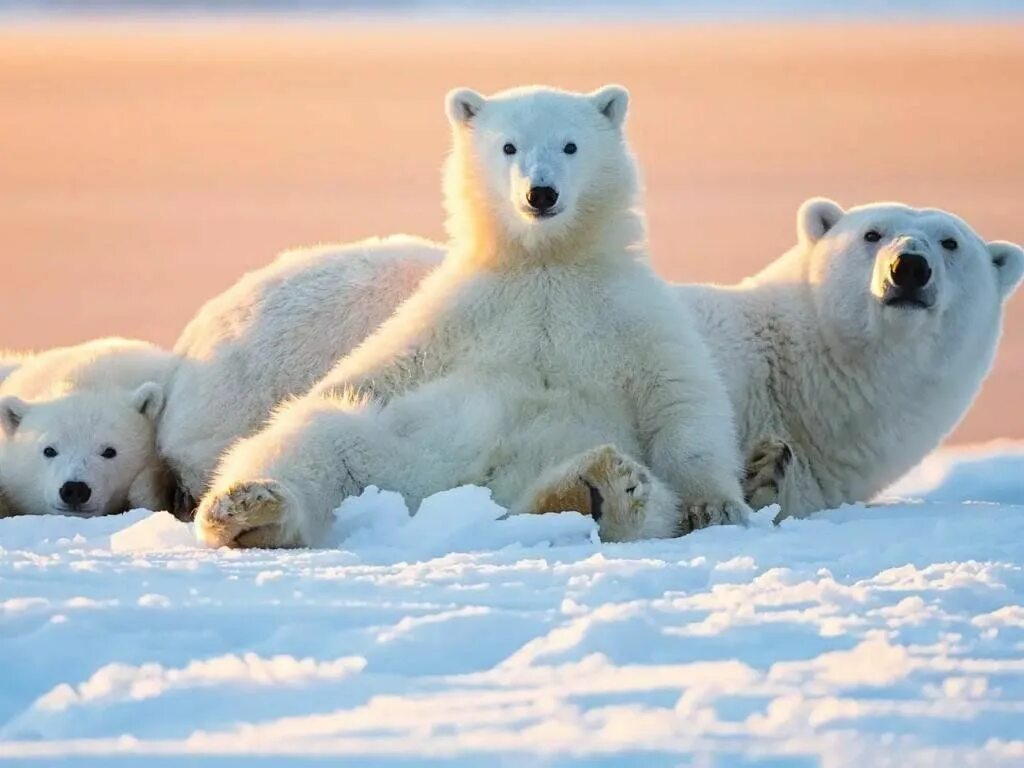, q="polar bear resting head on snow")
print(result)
[0,338,175,517]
